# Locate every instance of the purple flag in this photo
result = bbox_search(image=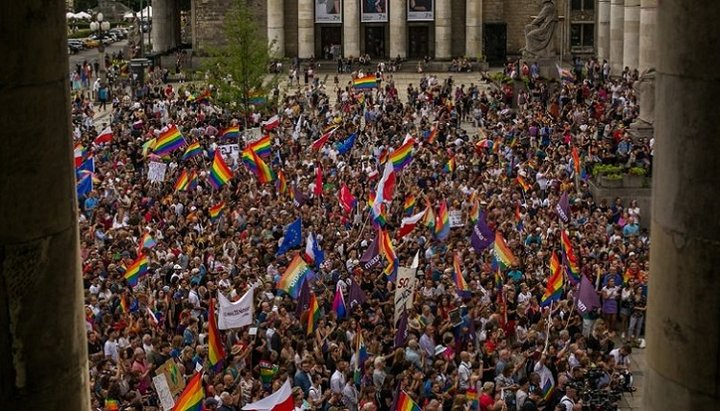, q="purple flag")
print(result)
[394,310,409,349]
[359,235,381,271]
[576,275,601,315]
[555,191,570,223]
[347,279,367,309]
[470,212,495,253]
[295,279,311,318]
[293,186,308,208]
